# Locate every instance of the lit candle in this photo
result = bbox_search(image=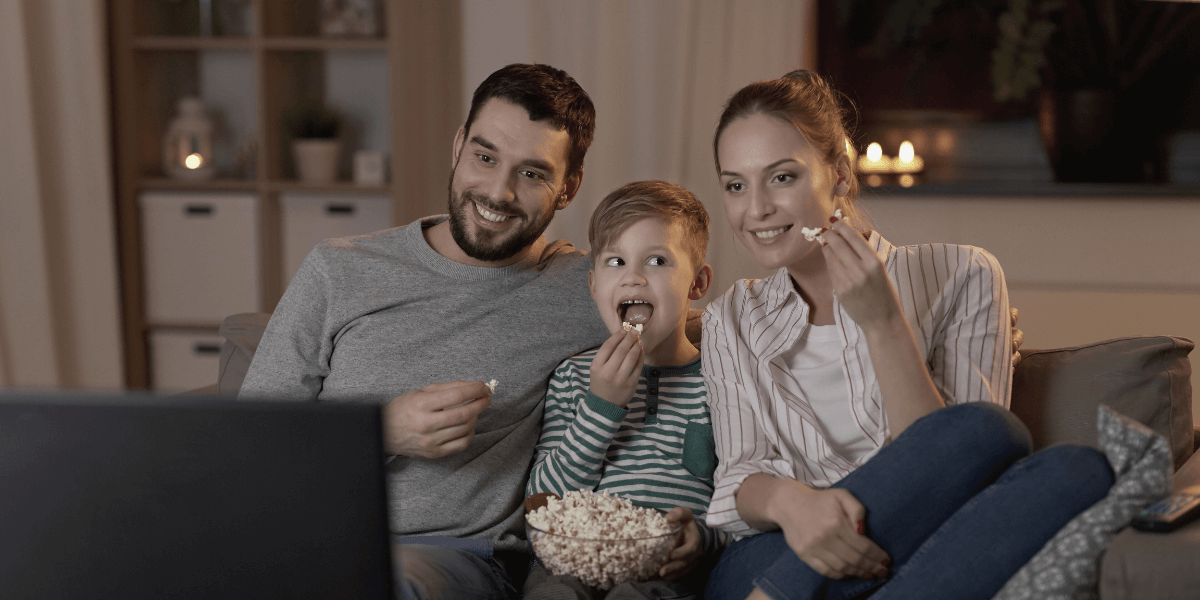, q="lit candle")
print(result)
[893,140,924,173]
[185,153,204,169]
[858,142,893,173]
